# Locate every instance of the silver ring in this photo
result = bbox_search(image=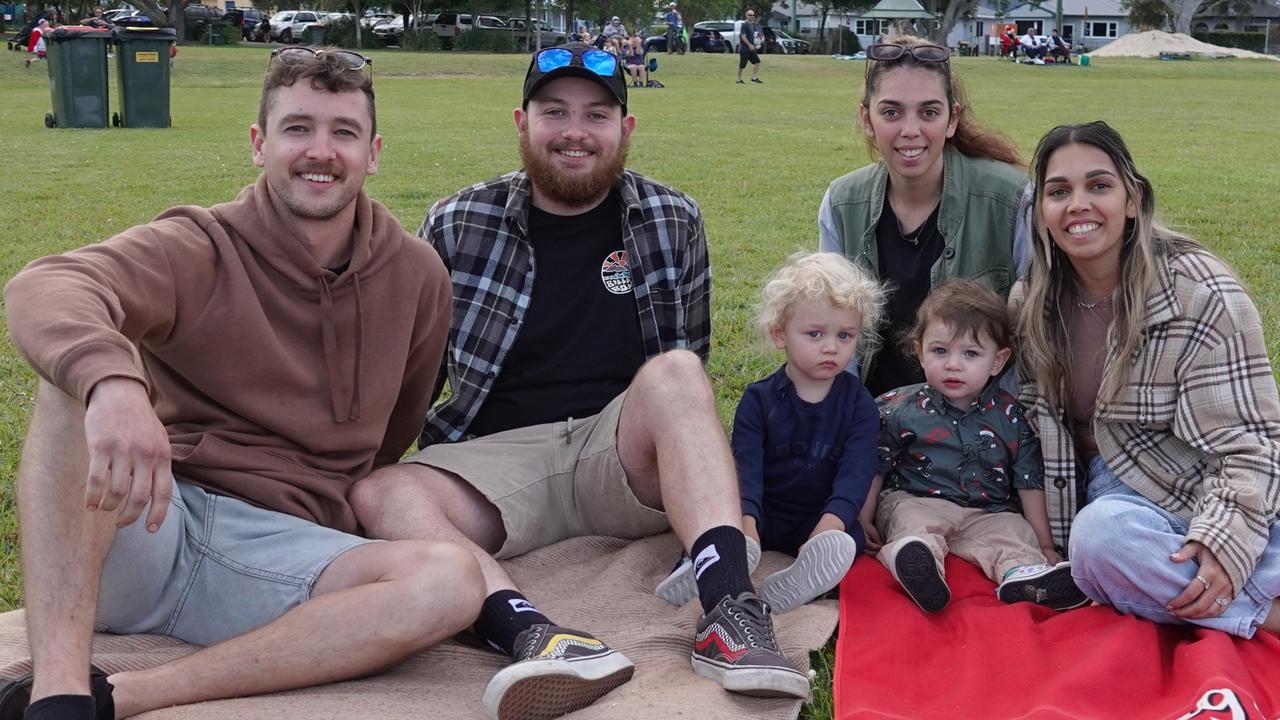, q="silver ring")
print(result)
[1215,597,1229,608]
[1196,575,1210,590]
